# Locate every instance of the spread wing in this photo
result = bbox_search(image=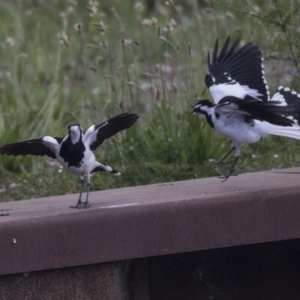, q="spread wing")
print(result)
[84,113,139,151]
[205,36,270,104]
[0,136,63,159]
[216,97,295,127]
